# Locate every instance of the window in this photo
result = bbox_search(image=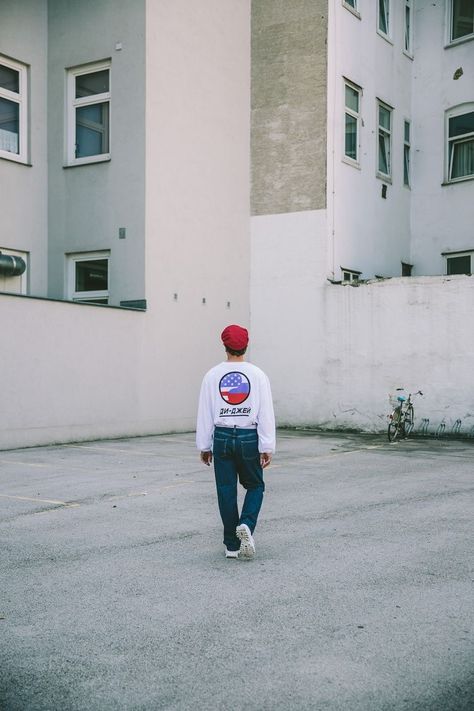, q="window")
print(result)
[403,120,411,187]
[67,61,110,165]
[341,268,361,283]
[343,0,358,12]
[377,101,392,178]
[445,252,472,274]
[0,55,28,163]
[67,252,110,303]
[401,262,413,277]
[344,81,361,165]
[450,0,474,42]
[446,106,474,182]
[404,0,413,54]
[378,0,390,38]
